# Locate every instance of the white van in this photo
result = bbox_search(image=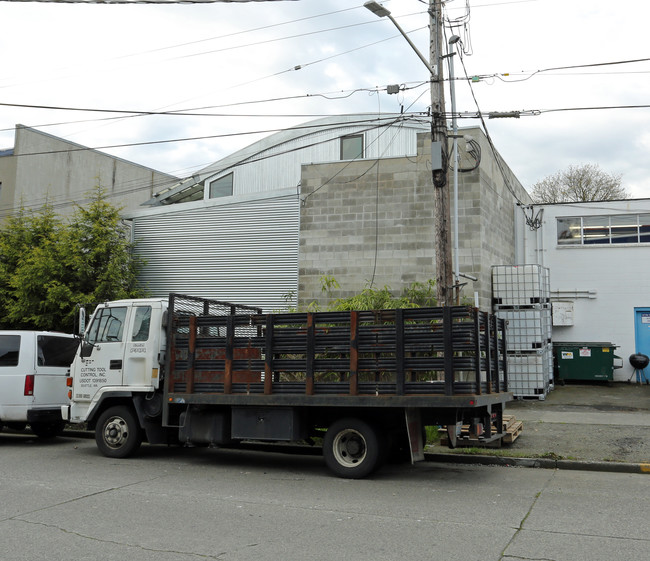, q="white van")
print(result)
[0,331,79,438]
